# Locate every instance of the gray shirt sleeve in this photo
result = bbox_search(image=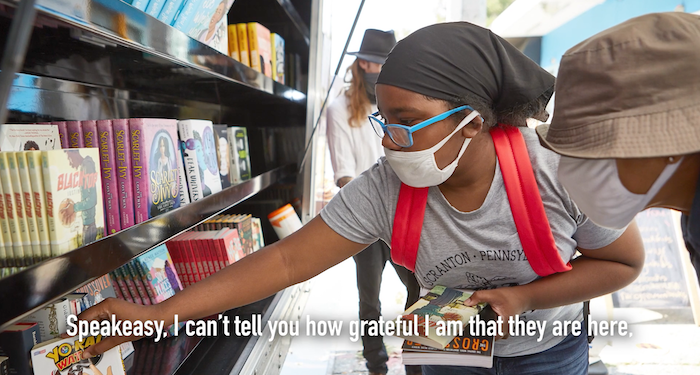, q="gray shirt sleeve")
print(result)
[573,216,626,250]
